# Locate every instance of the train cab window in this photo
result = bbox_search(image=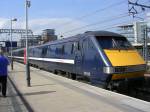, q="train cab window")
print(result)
[96,36,133,50]
[96,37,114,49]
[114,38,133,49]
